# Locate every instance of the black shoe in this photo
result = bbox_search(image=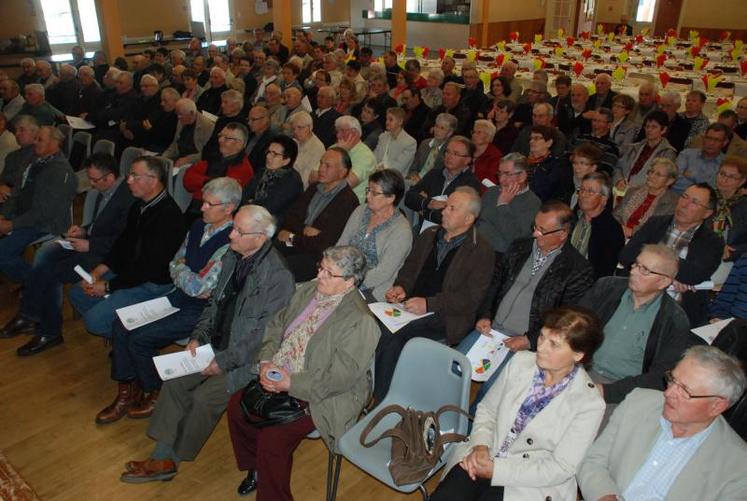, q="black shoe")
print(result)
[237,470,257,496]
[17,335,64,356]
[0,316,37,338]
